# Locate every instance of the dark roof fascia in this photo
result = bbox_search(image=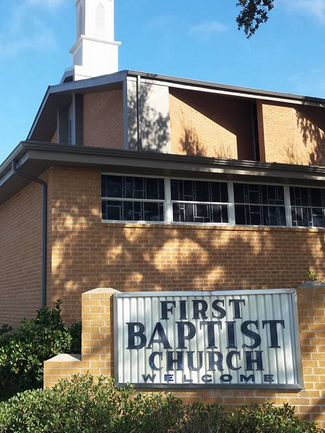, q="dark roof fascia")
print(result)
[127,70,325,108]
[2,142,325,208]
[2,141,325,208]
[27,70,128,140]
